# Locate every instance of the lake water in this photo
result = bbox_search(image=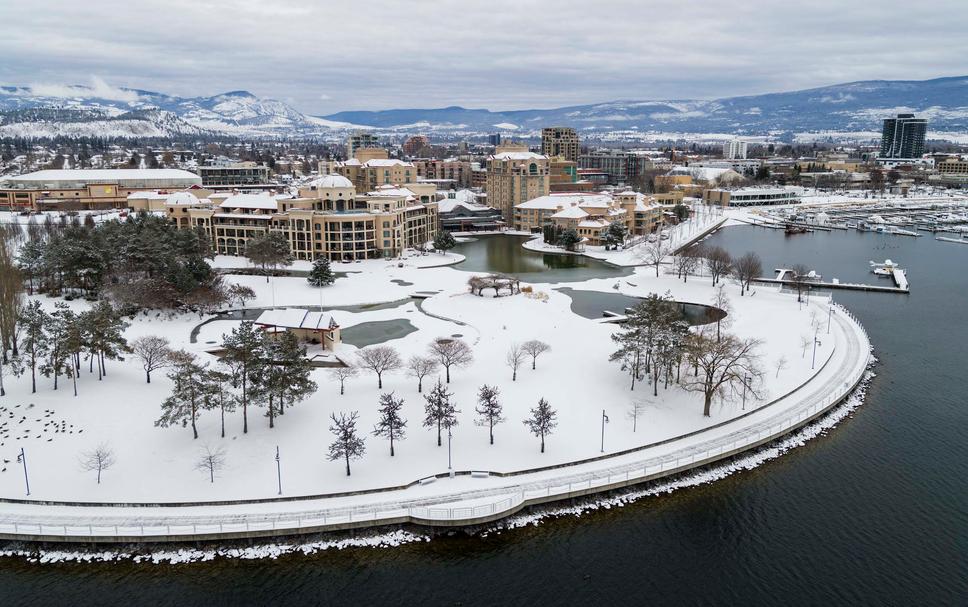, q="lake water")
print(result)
[454,234,631,283]
[2,226,966,605]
